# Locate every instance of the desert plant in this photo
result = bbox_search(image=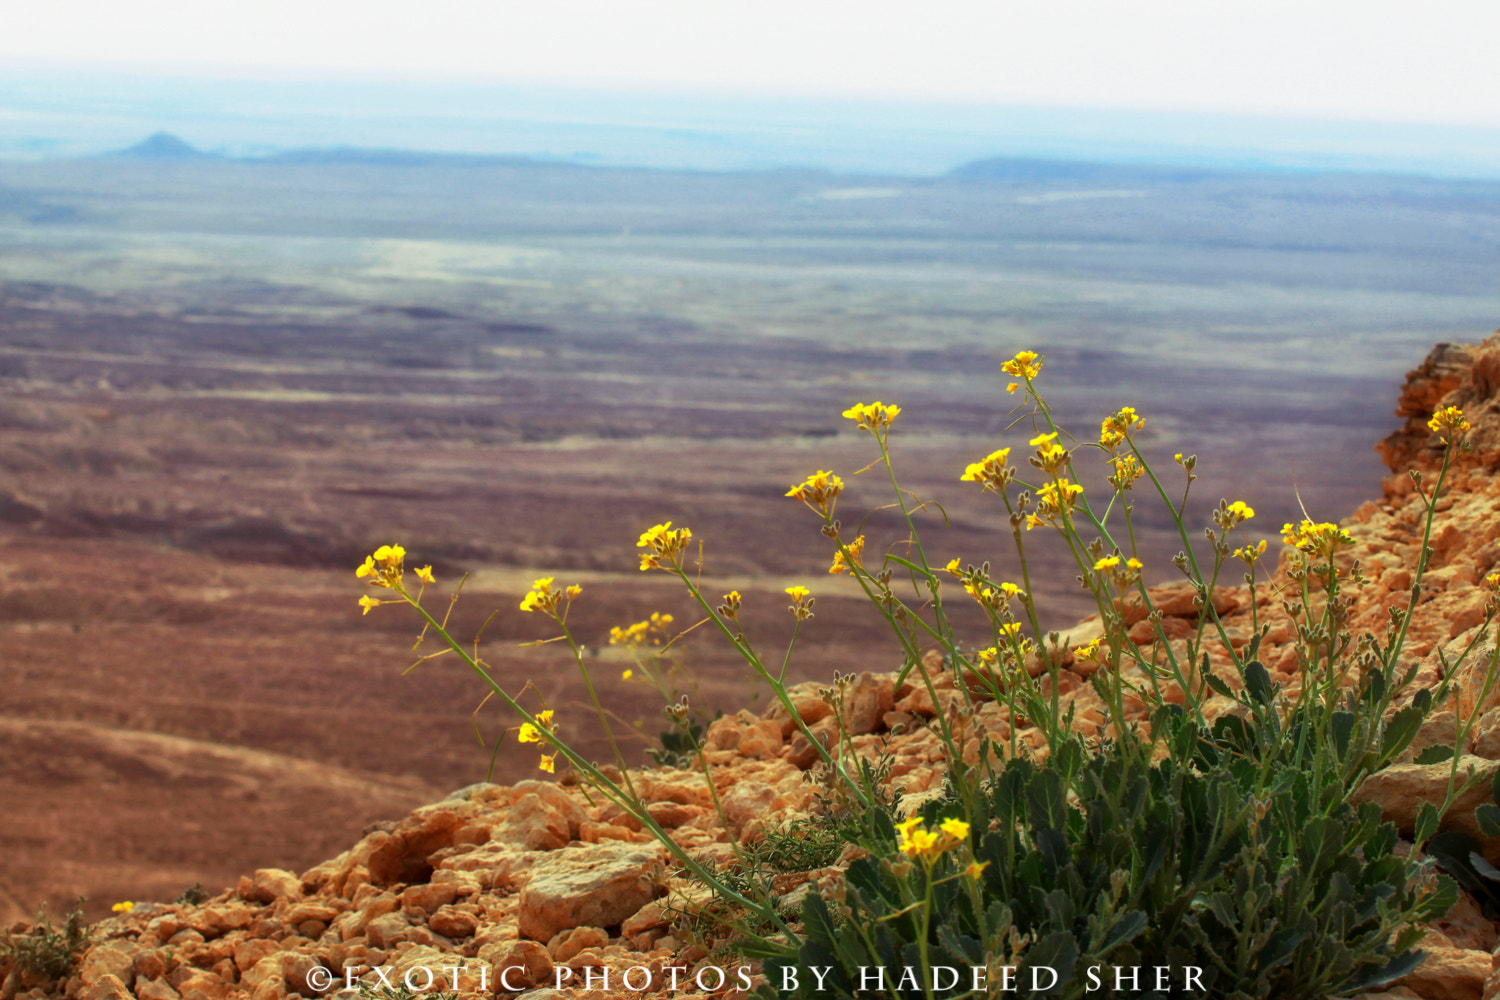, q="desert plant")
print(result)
[760,731,1453,1000]
[357,351,1494,998]
[1,898,92,988]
